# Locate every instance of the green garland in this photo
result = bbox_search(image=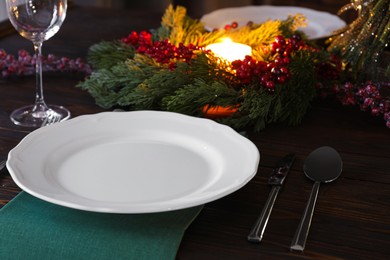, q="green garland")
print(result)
[78,5,338,131]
